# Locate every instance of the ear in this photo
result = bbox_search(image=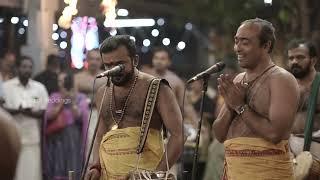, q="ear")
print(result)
[311,57,317,67]
[264,41,272,52]
[133,55,139,67]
